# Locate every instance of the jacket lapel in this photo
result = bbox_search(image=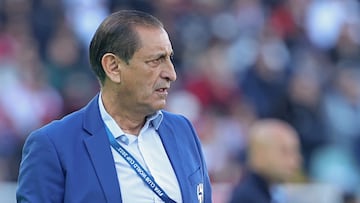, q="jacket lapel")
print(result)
[157,120,192,202]
[82,95,122,203]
